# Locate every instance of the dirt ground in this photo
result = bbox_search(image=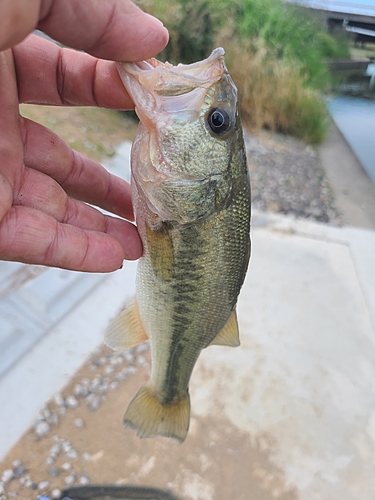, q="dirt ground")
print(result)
[0,343,298,500]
